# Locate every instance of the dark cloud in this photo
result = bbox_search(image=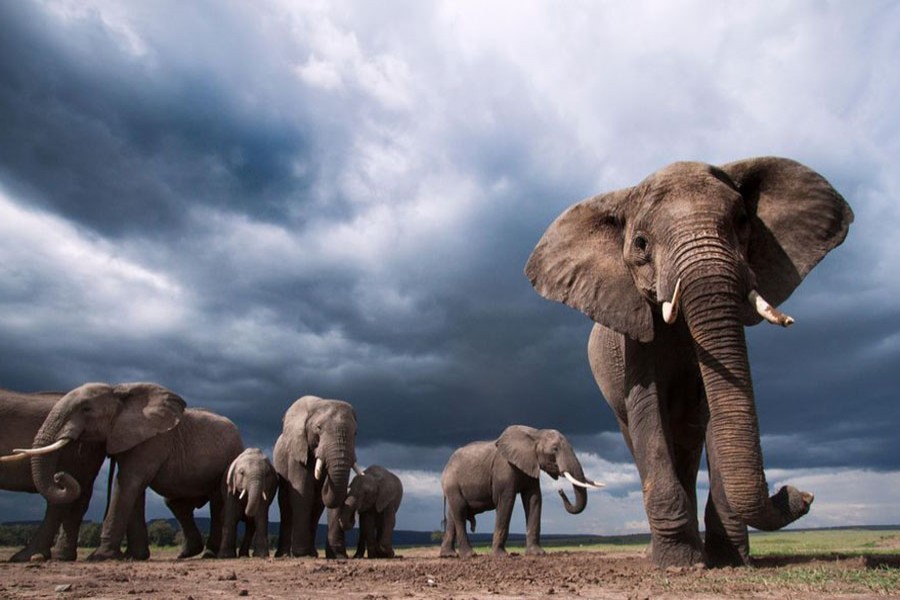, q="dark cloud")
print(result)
[0,1,898,532]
